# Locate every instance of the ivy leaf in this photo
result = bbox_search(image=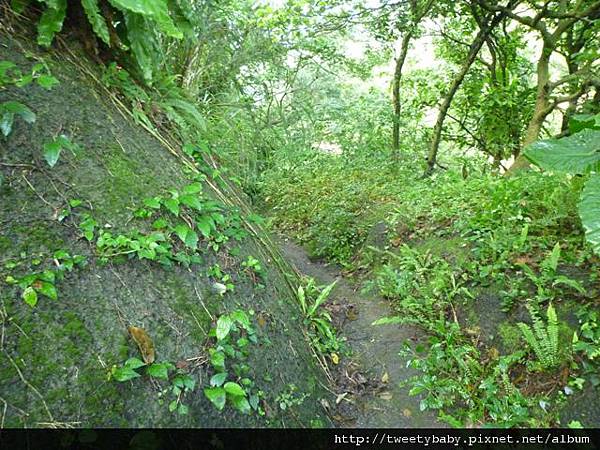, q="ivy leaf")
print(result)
[43,135,80,167]
[224,381,246,397]
[230,395,251,414]
[182,375,196,391]
[204,387,226,411]
[143,197,161,209]
[124,357,146,369]
[0,101,36,137]
[147,362,173,380]
[0,112,14,137]
[210,372,227,387]
[36,74,59,90]
[230,310,250,330]
[180,194,203,211]
[196,216,213,238]
[43,140,62,167]
[163,198,180,216]
[22,286,38,307]
[183,183,202,194]
[216,315,233,341]
[37,281,57,300]
[174,223,198,250]
[209,350,225,370]
[112,366,141,382]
